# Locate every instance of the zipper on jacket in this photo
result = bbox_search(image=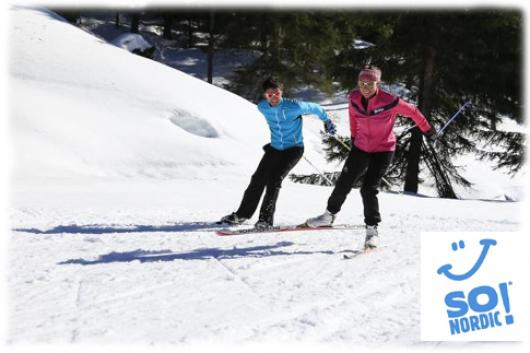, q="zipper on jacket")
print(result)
[283,109,296,145]
[276,109,284,149]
